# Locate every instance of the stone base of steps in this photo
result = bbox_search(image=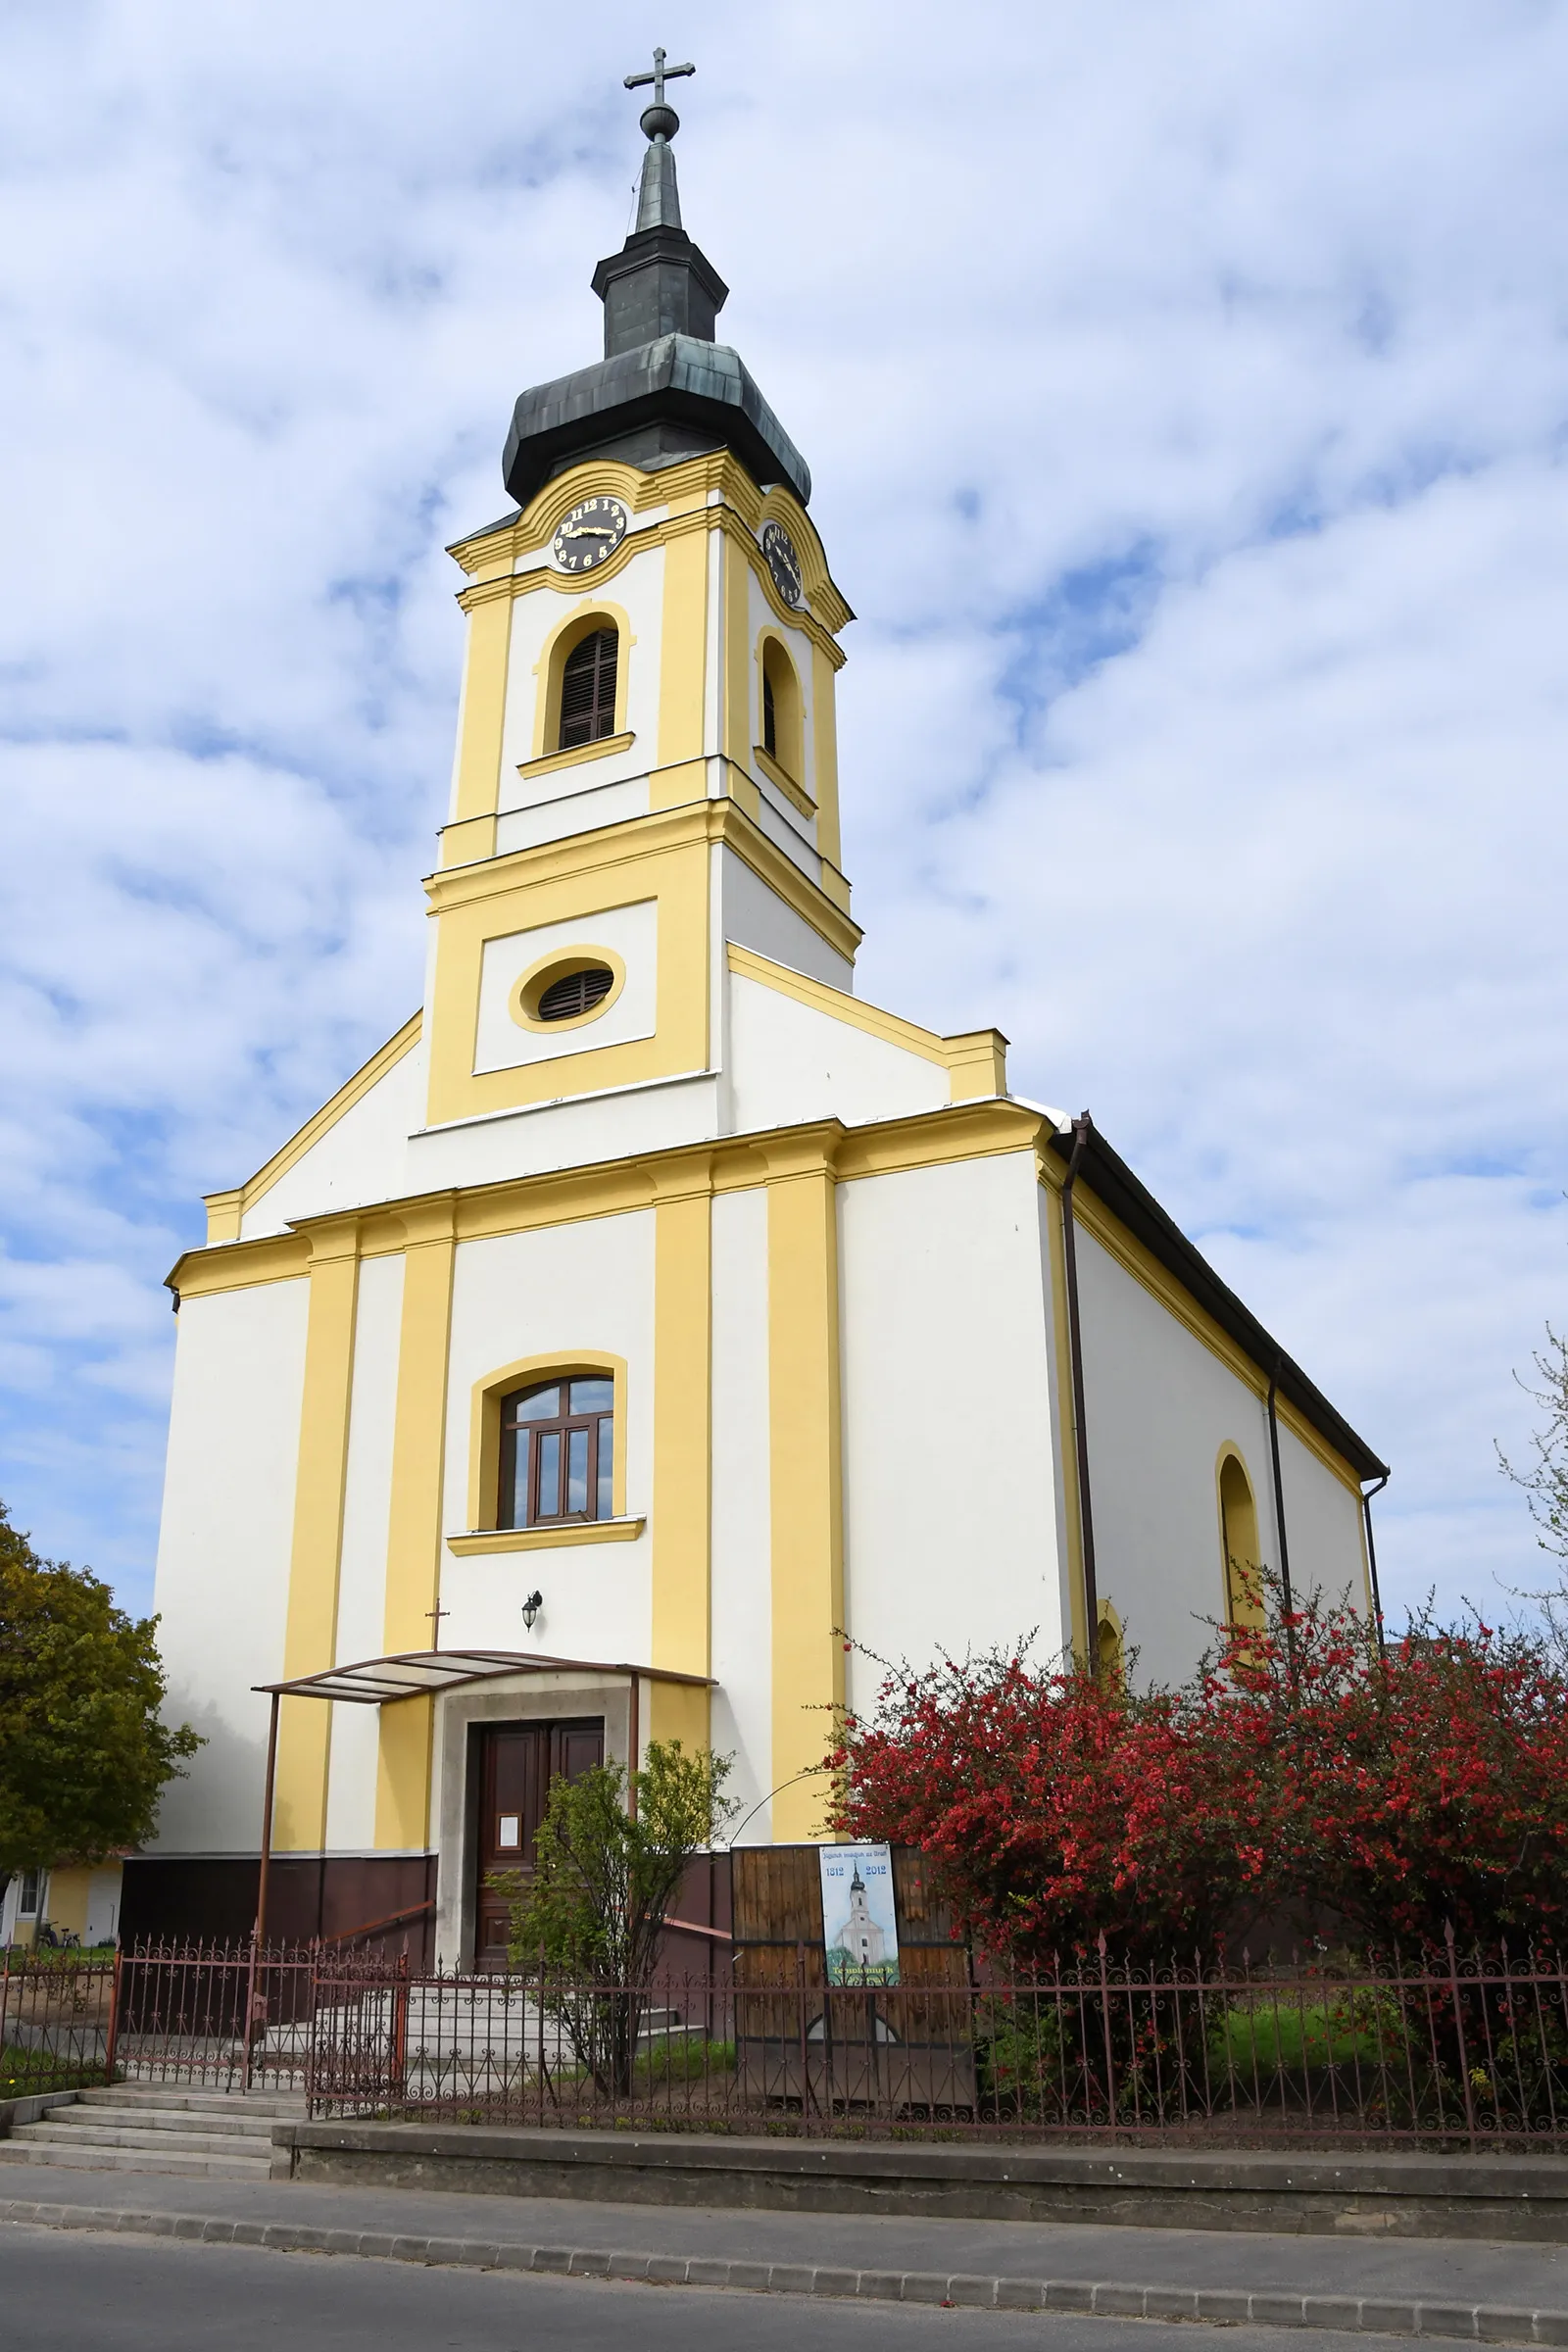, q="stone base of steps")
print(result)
[0,2139,270,2180]
[23,2119,272,2159]
[81,2086,305,2121]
